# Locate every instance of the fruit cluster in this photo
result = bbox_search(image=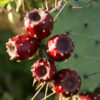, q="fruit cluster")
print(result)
[6,8,82,99]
